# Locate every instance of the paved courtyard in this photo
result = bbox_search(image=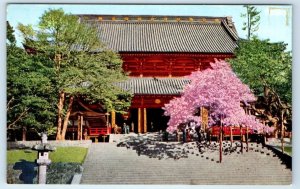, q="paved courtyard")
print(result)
[80,133,291,185]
